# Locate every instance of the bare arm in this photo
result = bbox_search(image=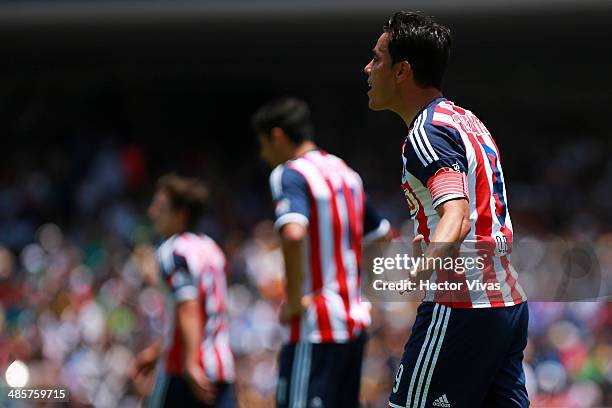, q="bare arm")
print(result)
[279,222,307,323]
[133,338,163,373]
[176,299,216,403]
[428,198,471,250]
[176,299,203,369]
